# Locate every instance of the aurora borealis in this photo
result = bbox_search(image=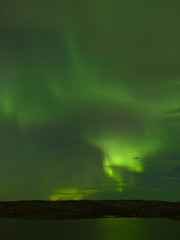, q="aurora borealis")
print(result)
[0,0,180,201]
